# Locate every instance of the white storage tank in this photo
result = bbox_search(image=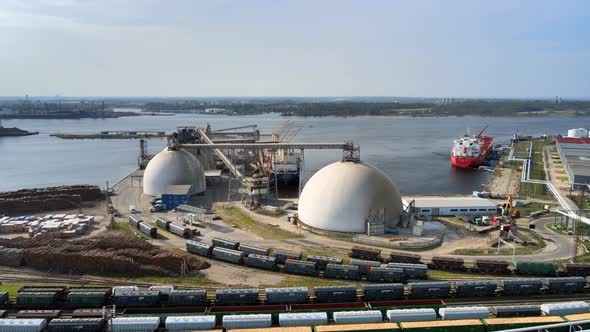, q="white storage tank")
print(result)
[279,312,328,327]
[0,319,47,332]
[541,301,590,316]
[143,148,206,196]
[298,161,403,233]
[222,314,272,329]
[165,316,216,331]
[439,306,489,320]
[386,308,437,322]
[108,317,160,332]
[567,128,589,138]
[333,310,383,324]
